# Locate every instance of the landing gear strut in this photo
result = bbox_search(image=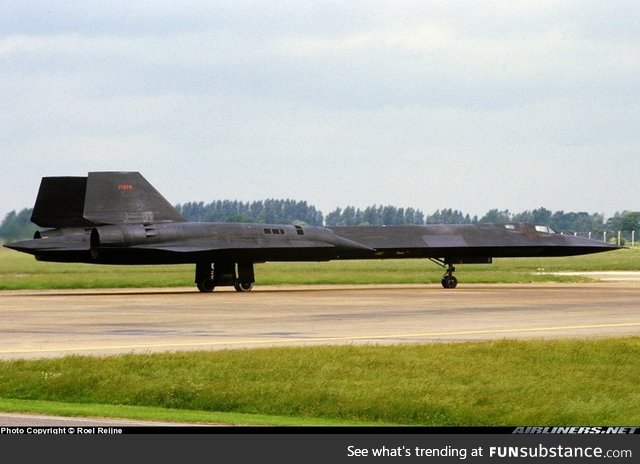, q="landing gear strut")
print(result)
[195,262,215,293]
[195,262,255,293]
[441,264,458,289]
[429,259,458,289]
